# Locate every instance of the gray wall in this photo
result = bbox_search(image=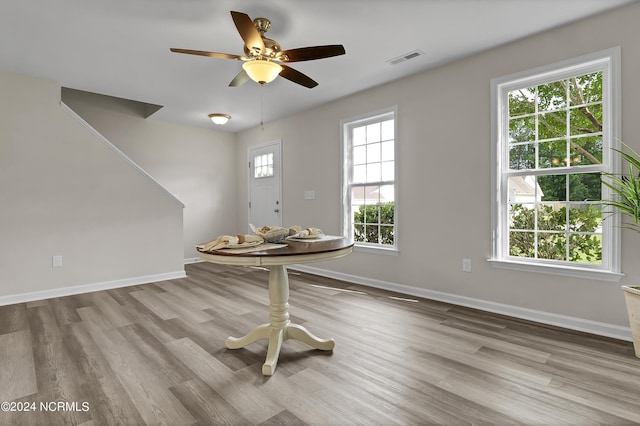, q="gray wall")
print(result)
[235,2,640,329]
[0,71,184,299]
[62,90,239,261]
